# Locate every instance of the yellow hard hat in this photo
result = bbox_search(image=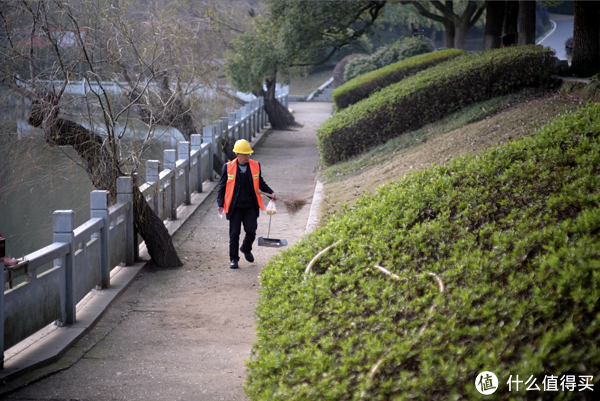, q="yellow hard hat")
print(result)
[233,139,253,154]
